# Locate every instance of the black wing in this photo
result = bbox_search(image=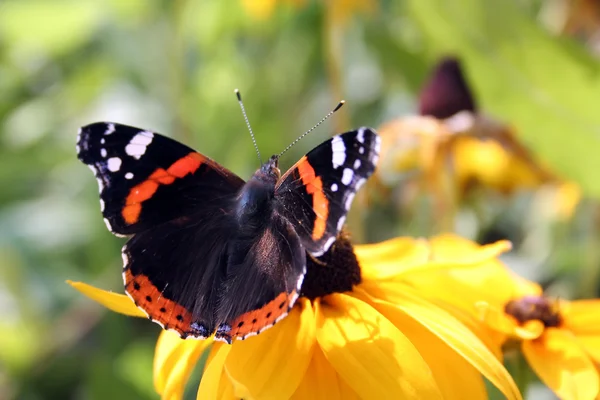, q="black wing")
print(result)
[275,127,380,256]
[213,214,306,343]
[77,122,244,235]
[78,122,246,339]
